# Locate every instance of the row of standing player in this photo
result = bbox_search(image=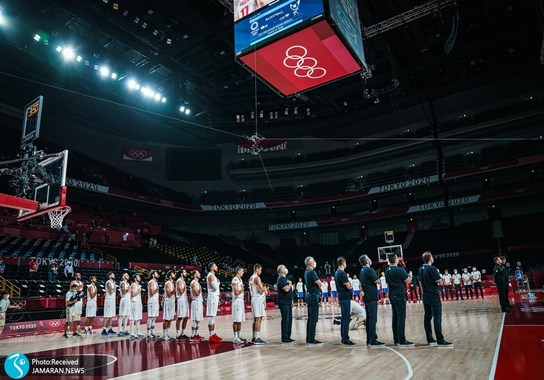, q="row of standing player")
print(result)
[63,263,271,345]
